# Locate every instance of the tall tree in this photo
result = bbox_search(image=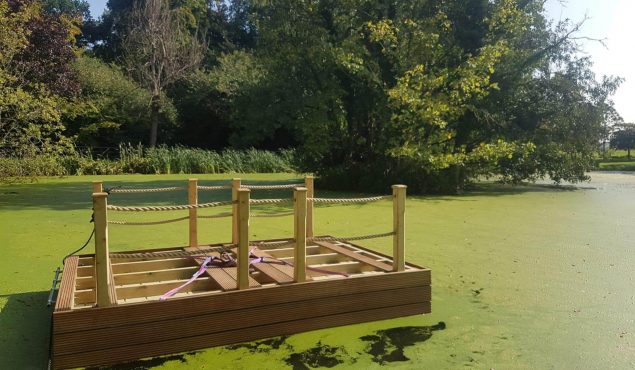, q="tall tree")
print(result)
[611,123,635,160]
[121,0,204,146]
